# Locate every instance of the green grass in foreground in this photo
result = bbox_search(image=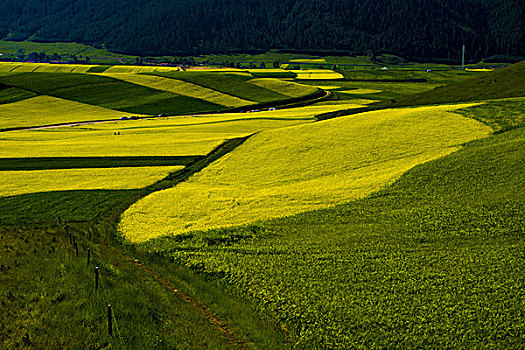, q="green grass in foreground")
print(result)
[0,224,289,349]
[138,124,525,347]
